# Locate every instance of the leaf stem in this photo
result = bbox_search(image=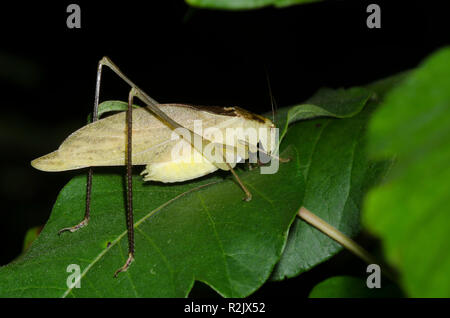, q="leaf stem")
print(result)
[297,207,396,282]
